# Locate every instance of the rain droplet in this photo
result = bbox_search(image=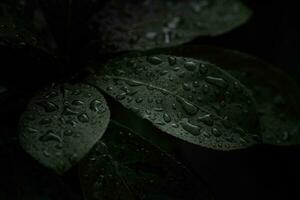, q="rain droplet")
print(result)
[199,63,208,74]
[78,113,89,123]
[163,113,171,123]
[180,118,201,136]
[202,84,209,94]
[212,127,221,137]
[37,101,58,112]
[45,91,58,99]
[39,130,62,143]
[64,130,73,136]
[197,114,213,126]
[25,127,39,134]
[39,118,52,125]
[62,106,79,115]
[147,56,162,65]
[90,99,105,112]
[168,56,177,66]
[182,83,191,91]
[193,81,200,87]
[72,100,84,106]
[176,97,198,115]
[135,97,143,103]
[116,92,127,100]
[184,61,197,71]
[205,76,228,88]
